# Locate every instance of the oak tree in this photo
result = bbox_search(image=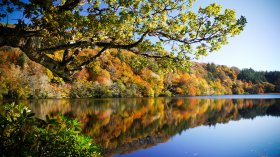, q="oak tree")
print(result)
[0,0,246,81]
